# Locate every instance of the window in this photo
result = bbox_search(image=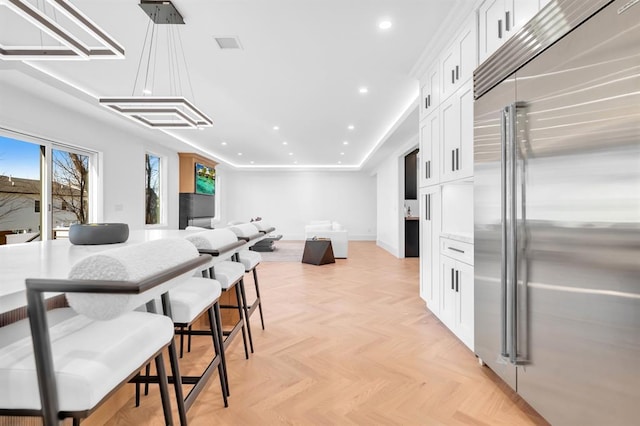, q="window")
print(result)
[0,132,97,243]
[51,148,91,232]
[0,136,42,241]
[145,153,161,225]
